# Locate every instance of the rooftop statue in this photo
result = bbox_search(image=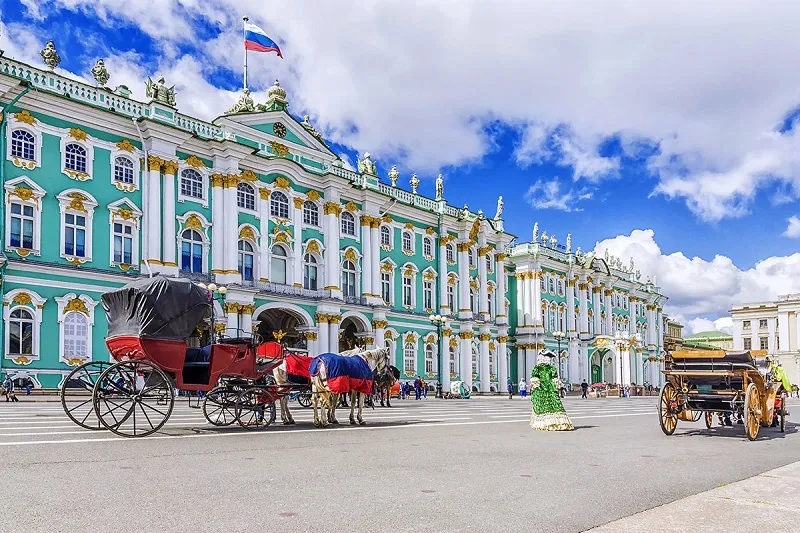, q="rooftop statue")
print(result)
[410,173,420,194]
[145,76,176,107]
[604,249,610,263]
[550,235,557,248]
[357,152,377,175]
[575,246,582,257]
[91,59,110,87]
[629,257,635,272]
[566,234,572,253]
[461,204,470,219]
[301,115,322,140]
[435,174,444,200]
[636,269,641,281]
[532,222,539,242]
[494,196,504,220]
[40,40,61,70]
[541,231,548,244]
[388,165,399,187]
[226,89,256,114]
